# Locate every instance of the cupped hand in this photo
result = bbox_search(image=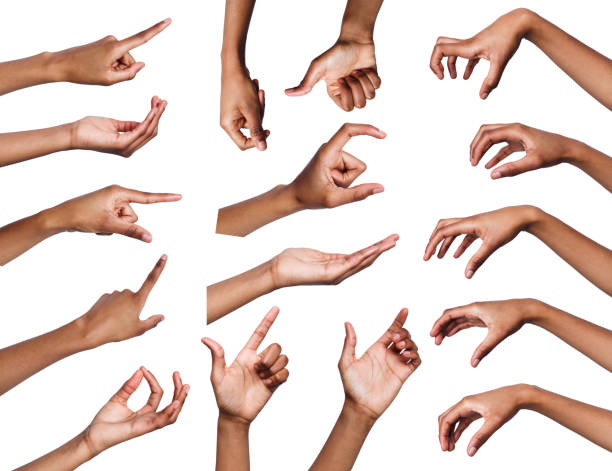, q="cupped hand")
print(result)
[72,96,167,157]
[202,307,289,424]
[339,308,421,421]
[430,8,533,99]
[79,255,168,348]
[220,72,269,151]
[423,205,539,278]
[84,367,189,456]
[289,123,386,209]
[54,19,171,86]
[286,40,380,111]
[52,185,182,242]
[470,123,576,179]
[438,385,525,456]
[430,299,536,367]
[272,234,399,288]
